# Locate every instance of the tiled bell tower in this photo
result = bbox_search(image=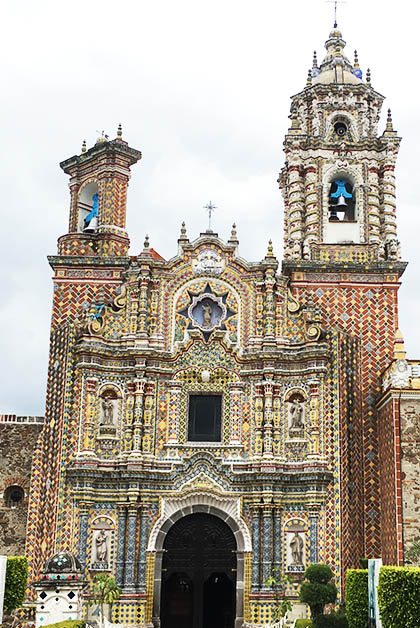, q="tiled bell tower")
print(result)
[25,128,142,585]
[59,126,142,257]
[280,26,407,559]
